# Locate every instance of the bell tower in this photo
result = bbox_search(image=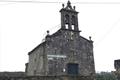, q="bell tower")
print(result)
[60,1,79,31]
